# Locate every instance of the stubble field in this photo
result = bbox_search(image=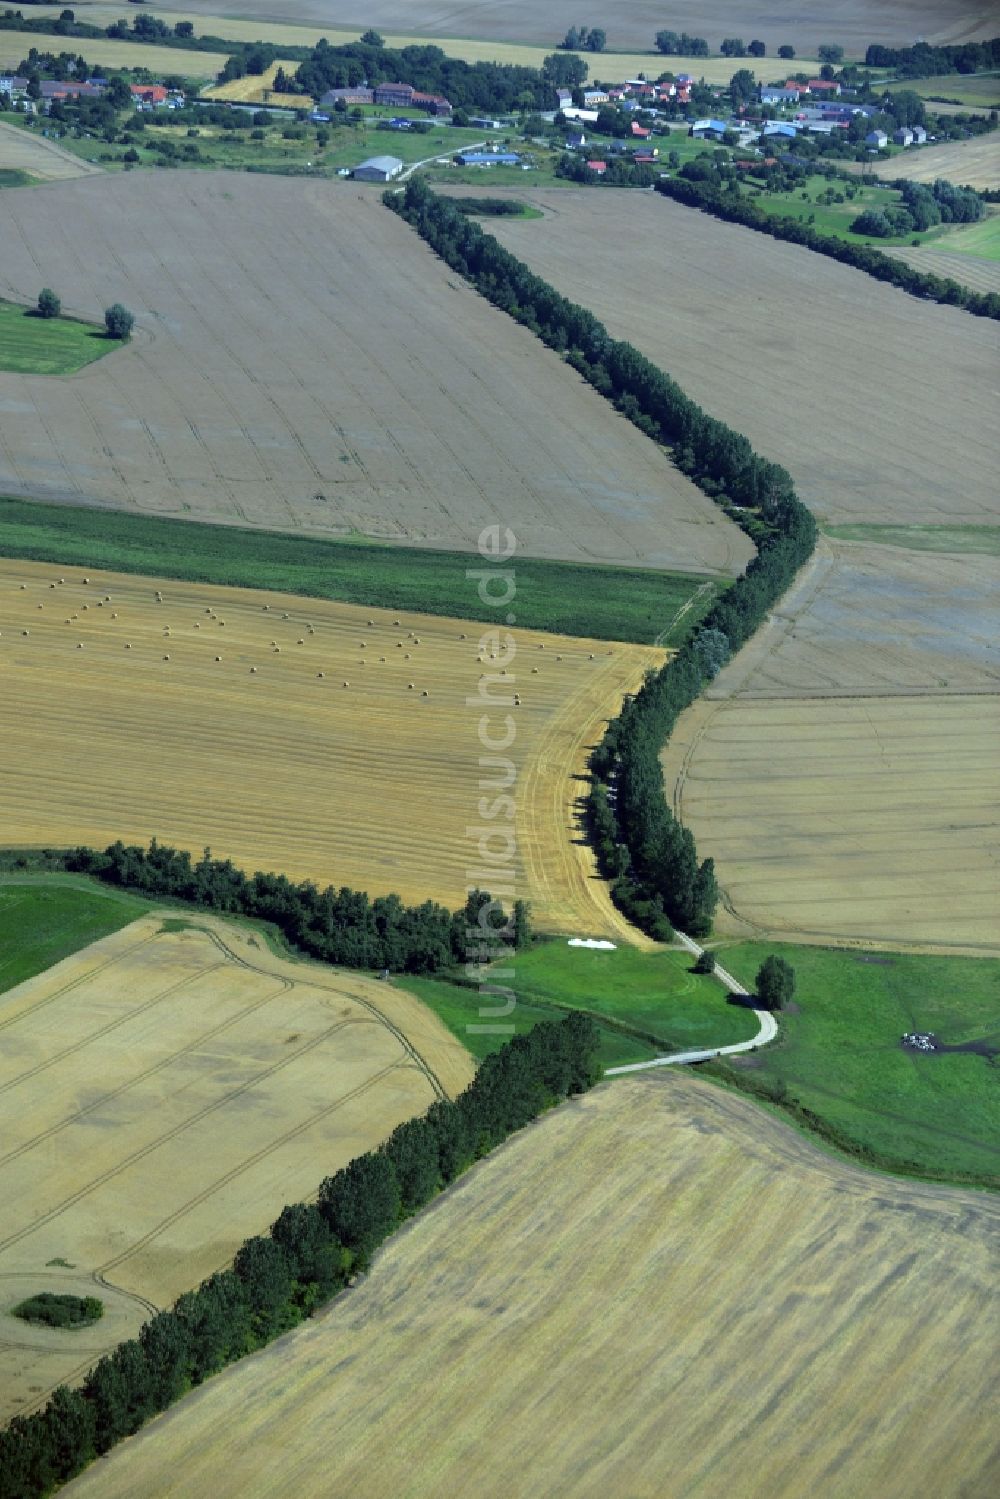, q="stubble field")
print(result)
[847,137,1000,188]
[0,172,749,577]
[0,29,224,76]
[65,1072,1000,1499]
[0,121,102,183]
[0,558,665,939]
[661,539,1000,950]
[131,0,997,54]
[474,187,1000,530]
[0,911,473,1419]
[886,244,1000,296]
